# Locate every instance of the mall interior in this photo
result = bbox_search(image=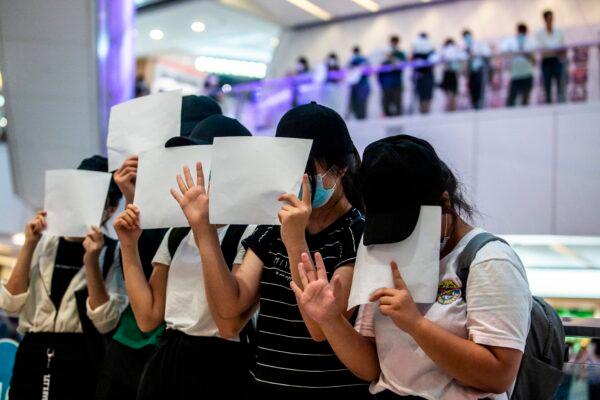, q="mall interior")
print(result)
[0,0,599,399]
